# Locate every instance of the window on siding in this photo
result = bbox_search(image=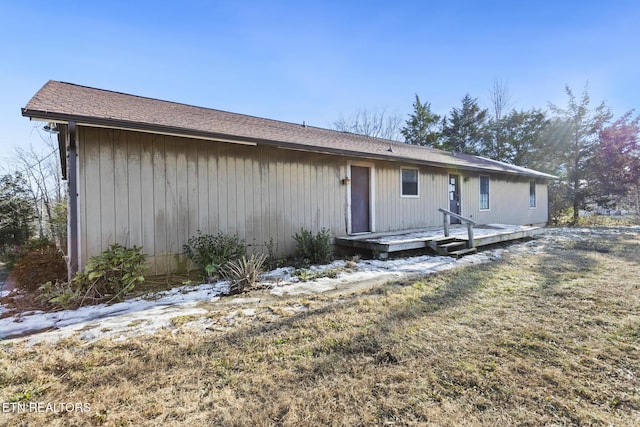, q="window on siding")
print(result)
[529,181,536,208]
[401,168,419,197]
[479,176,490,210]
